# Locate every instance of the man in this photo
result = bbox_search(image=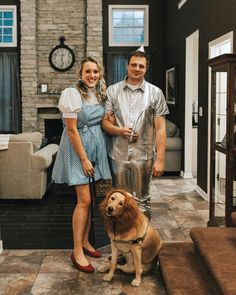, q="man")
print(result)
[102,46,169,219]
